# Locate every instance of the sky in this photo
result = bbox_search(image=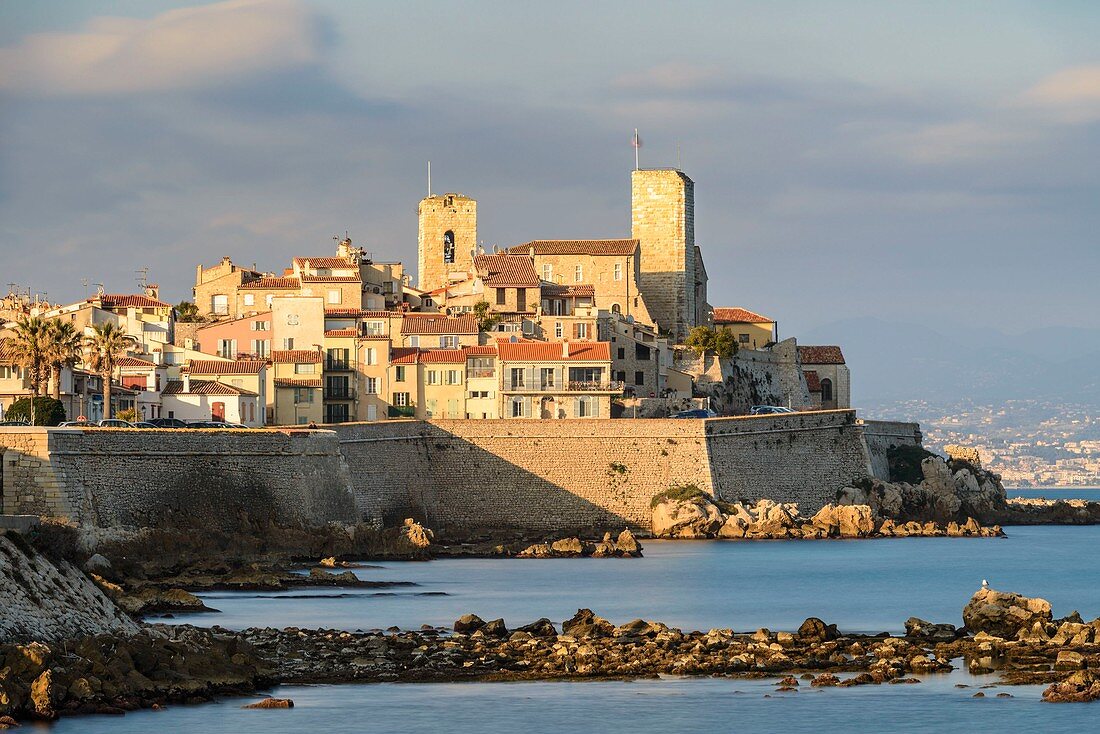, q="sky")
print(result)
[1,0,1099,339]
